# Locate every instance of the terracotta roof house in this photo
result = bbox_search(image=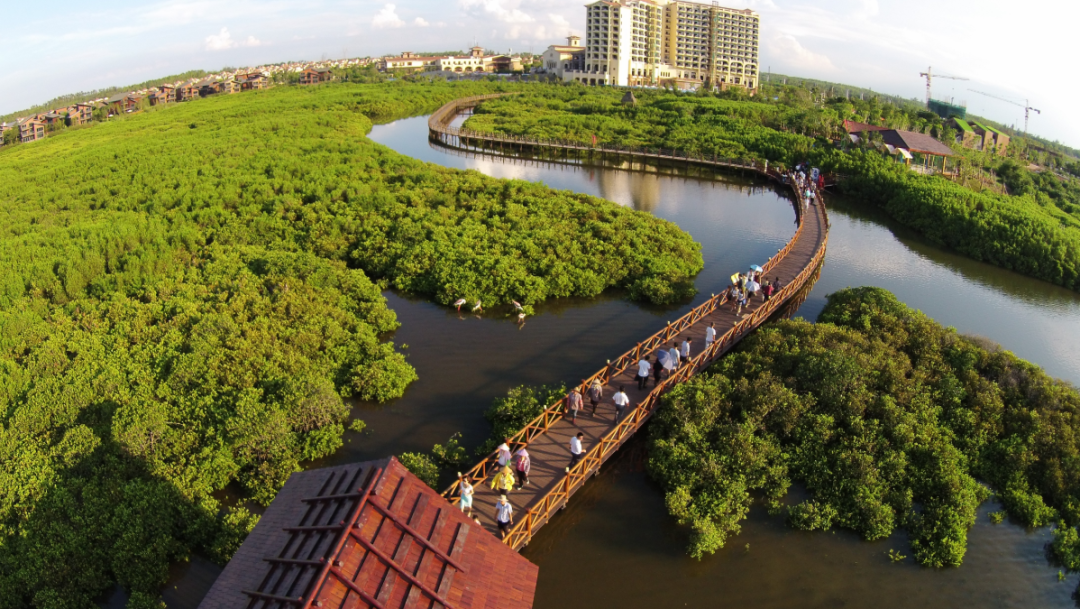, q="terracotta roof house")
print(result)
[842,119,888,133]
[237,72,269,91]
[198,456,538,609]
[300,67,334,85]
